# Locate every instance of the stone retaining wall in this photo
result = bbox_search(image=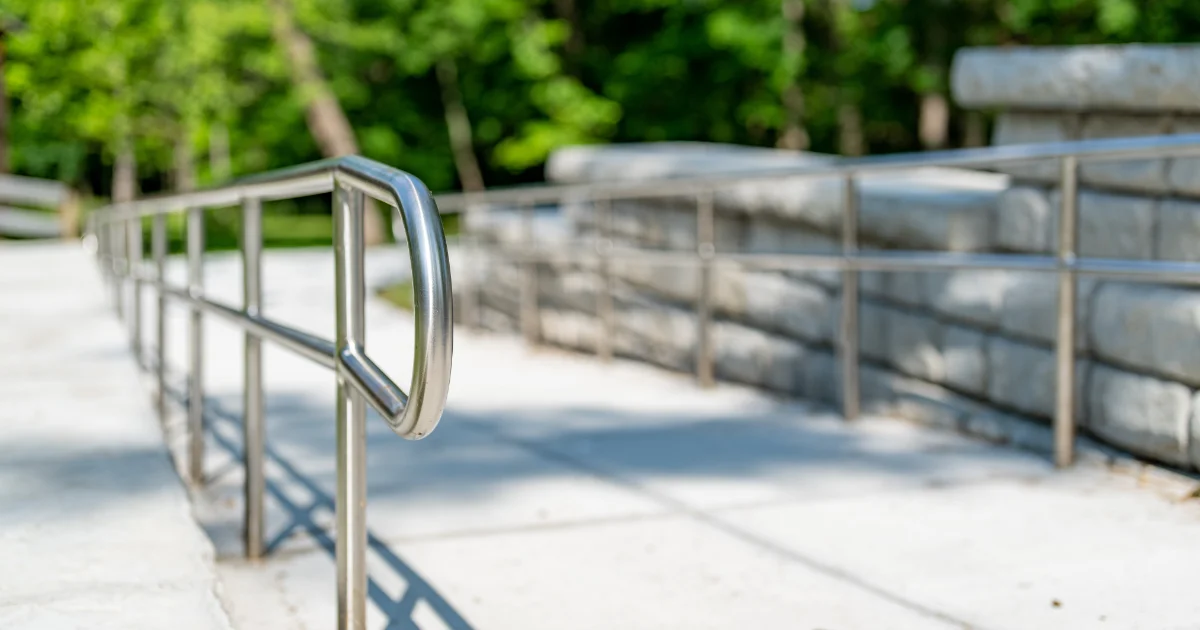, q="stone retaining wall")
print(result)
[464,45,1200,472]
